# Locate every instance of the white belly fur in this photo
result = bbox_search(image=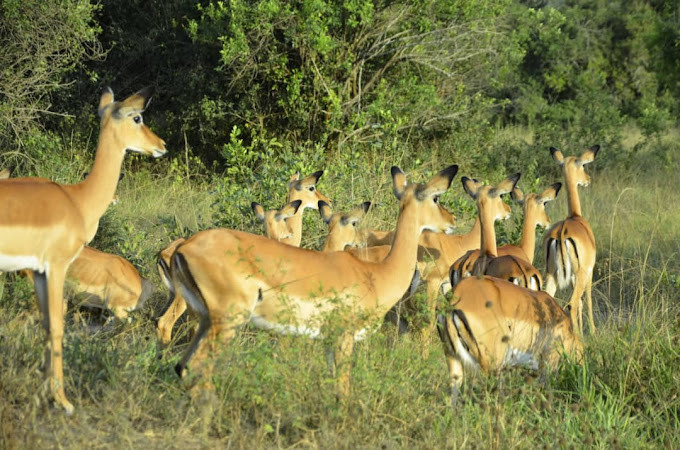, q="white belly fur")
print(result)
[0,254,46,272]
